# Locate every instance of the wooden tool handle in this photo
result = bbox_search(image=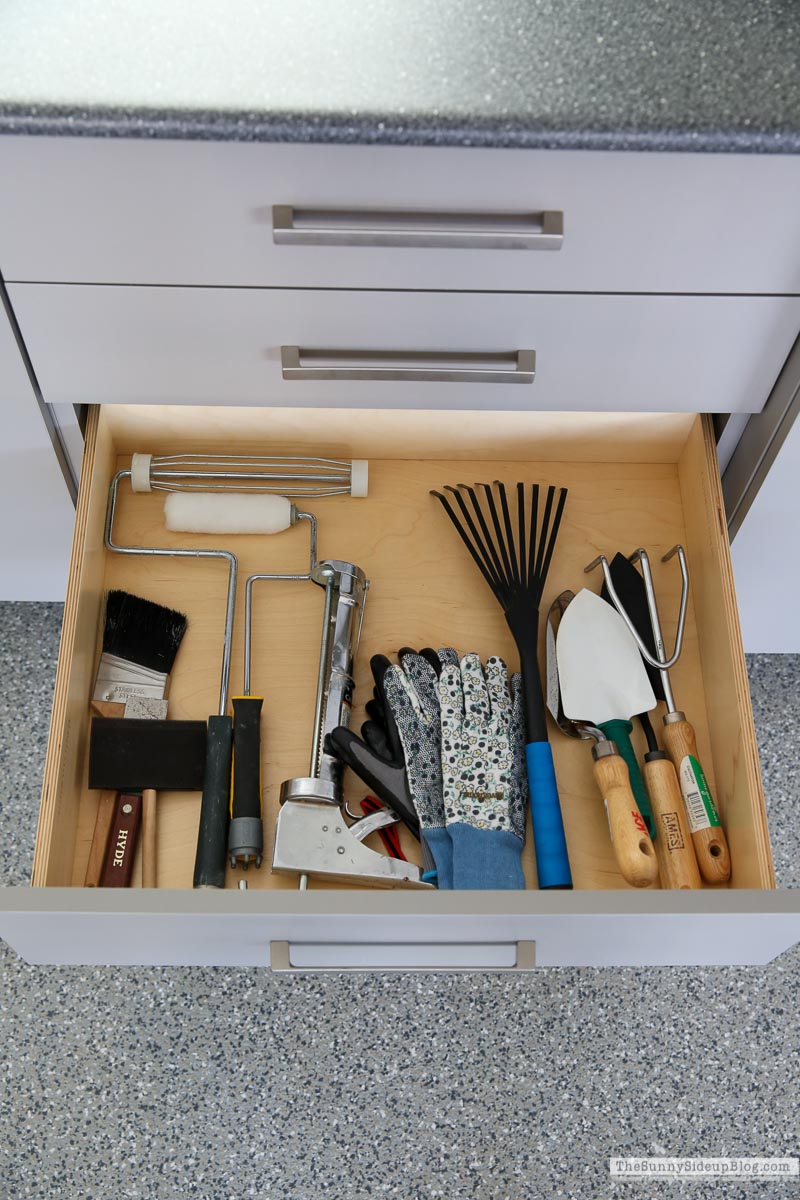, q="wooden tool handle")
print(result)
[662,718,731,884]
[85,701,127,887]
[84,789,117,887]
[100,792,142,887]
[643,756,702,889]
[141,788,158,888]
[90,700,126,720]
[593,753,658,888]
